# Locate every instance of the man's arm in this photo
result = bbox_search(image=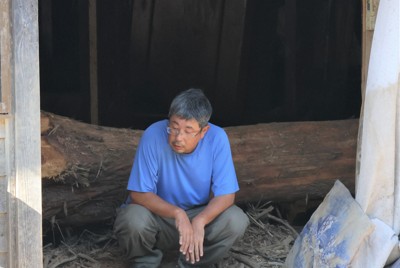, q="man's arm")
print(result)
[130,191,183,218]
[189,193,235,263]
[192,193,235,226]
[130,191,194,257]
